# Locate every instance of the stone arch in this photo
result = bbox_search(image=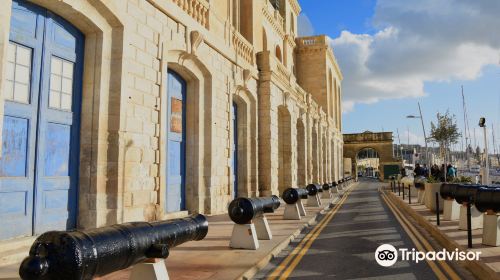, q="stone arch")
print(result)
[262,28,268,51]
[161,49,213,216]
[16,0,125,229]
[232,88,258,198]
[277,105,292,195]
[296,118,306,186]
